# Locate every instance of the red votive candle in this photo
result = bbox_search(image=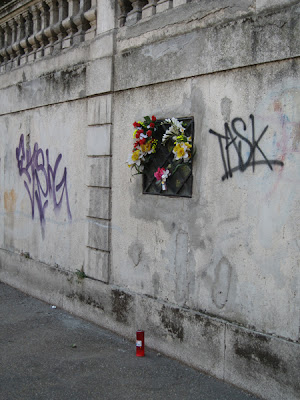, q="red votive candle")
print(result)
[136,330,145,357]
